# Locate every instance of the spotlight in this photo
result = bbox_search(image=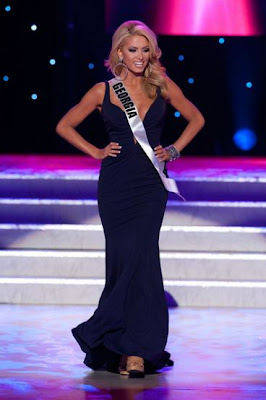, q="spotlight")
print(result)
[31,24,37,31]
[178,55,184,61]
[88,63,95,70]
[219,38,225,44]
[246,82,253,88]
[188,78,194,84]
[31,94,38,100]
[174,111,181,118]
[3,75,9,82]
[5,5,11,12]
[233,128,257,151]
[49,59,56,65]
